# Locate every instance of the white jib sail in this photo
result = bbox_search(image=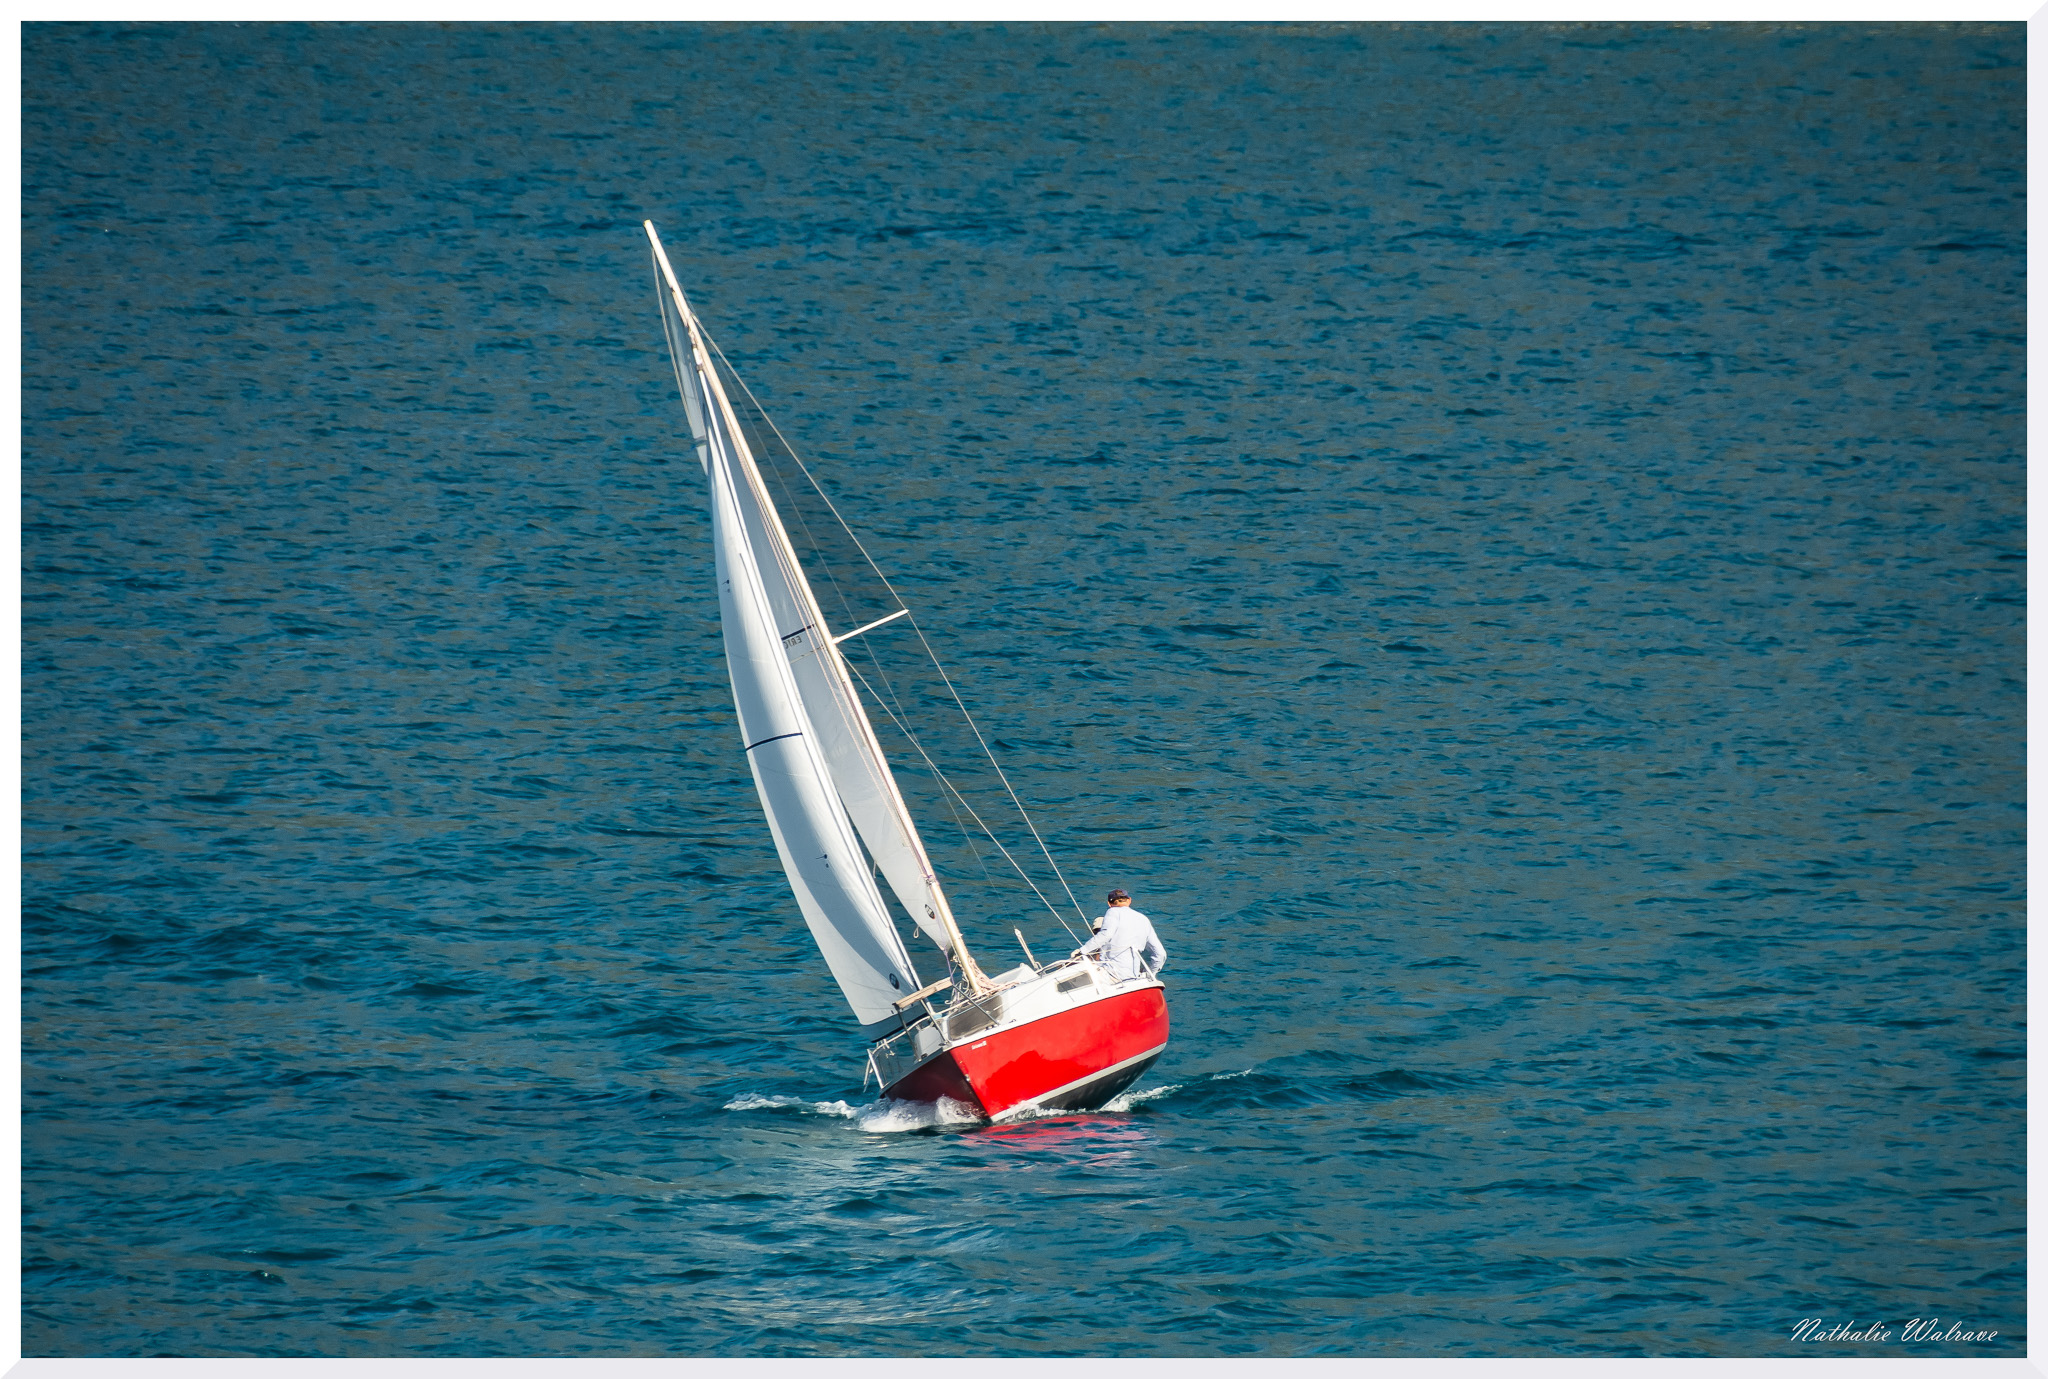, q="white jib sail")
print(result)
[702,374,990,987]
[708,430,922,1029]
[647,223,989,1025]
